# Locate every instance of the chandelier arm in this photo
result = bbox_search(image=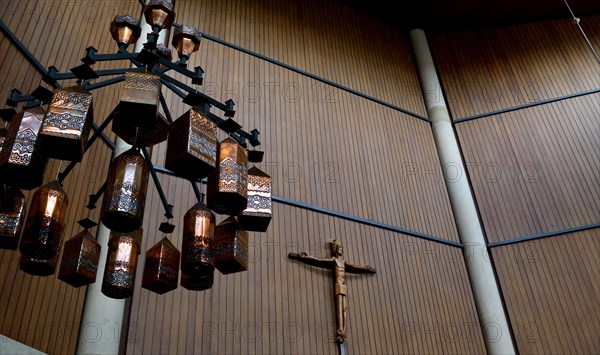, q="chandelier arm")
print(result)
[86,179,108,210]
[191,181,204,203]
[83,76,126,91]
[83,50,140,64]
[91,123,116,150]
[157,57,203,83]
[57,113,116,184]
[158,73,230,112]
[141,147,174,219]
[160,78,187,99]
[159,92,173,124]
